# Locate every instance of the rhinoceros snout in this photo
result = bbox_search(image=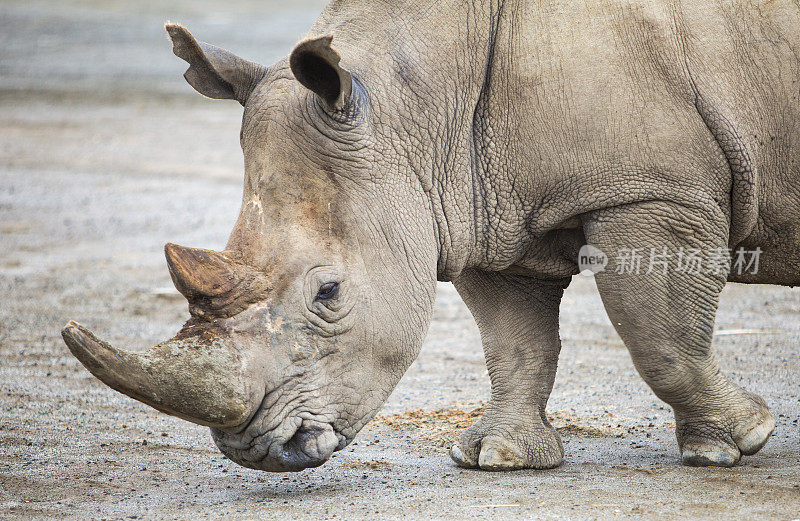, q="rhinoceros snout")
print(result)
[211,417,345,472]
